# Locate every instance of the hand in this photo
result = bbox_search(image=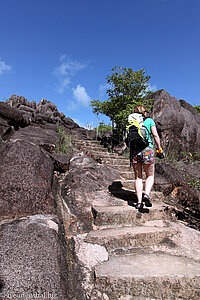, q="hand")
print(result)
[156,148,165,159]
